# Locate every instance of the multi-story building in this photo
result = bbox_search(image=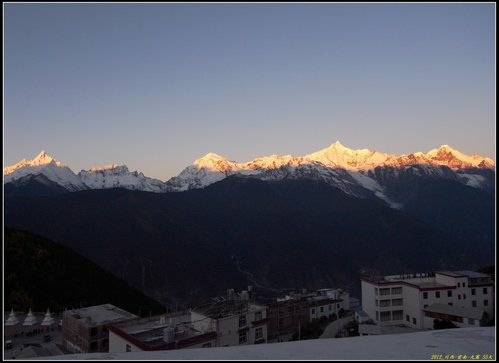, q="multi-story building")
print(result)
[361,270,494,329]
[191,289,268,347]
[108,312,217,352]
[62,304,138,353]
[267,288,350,341]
